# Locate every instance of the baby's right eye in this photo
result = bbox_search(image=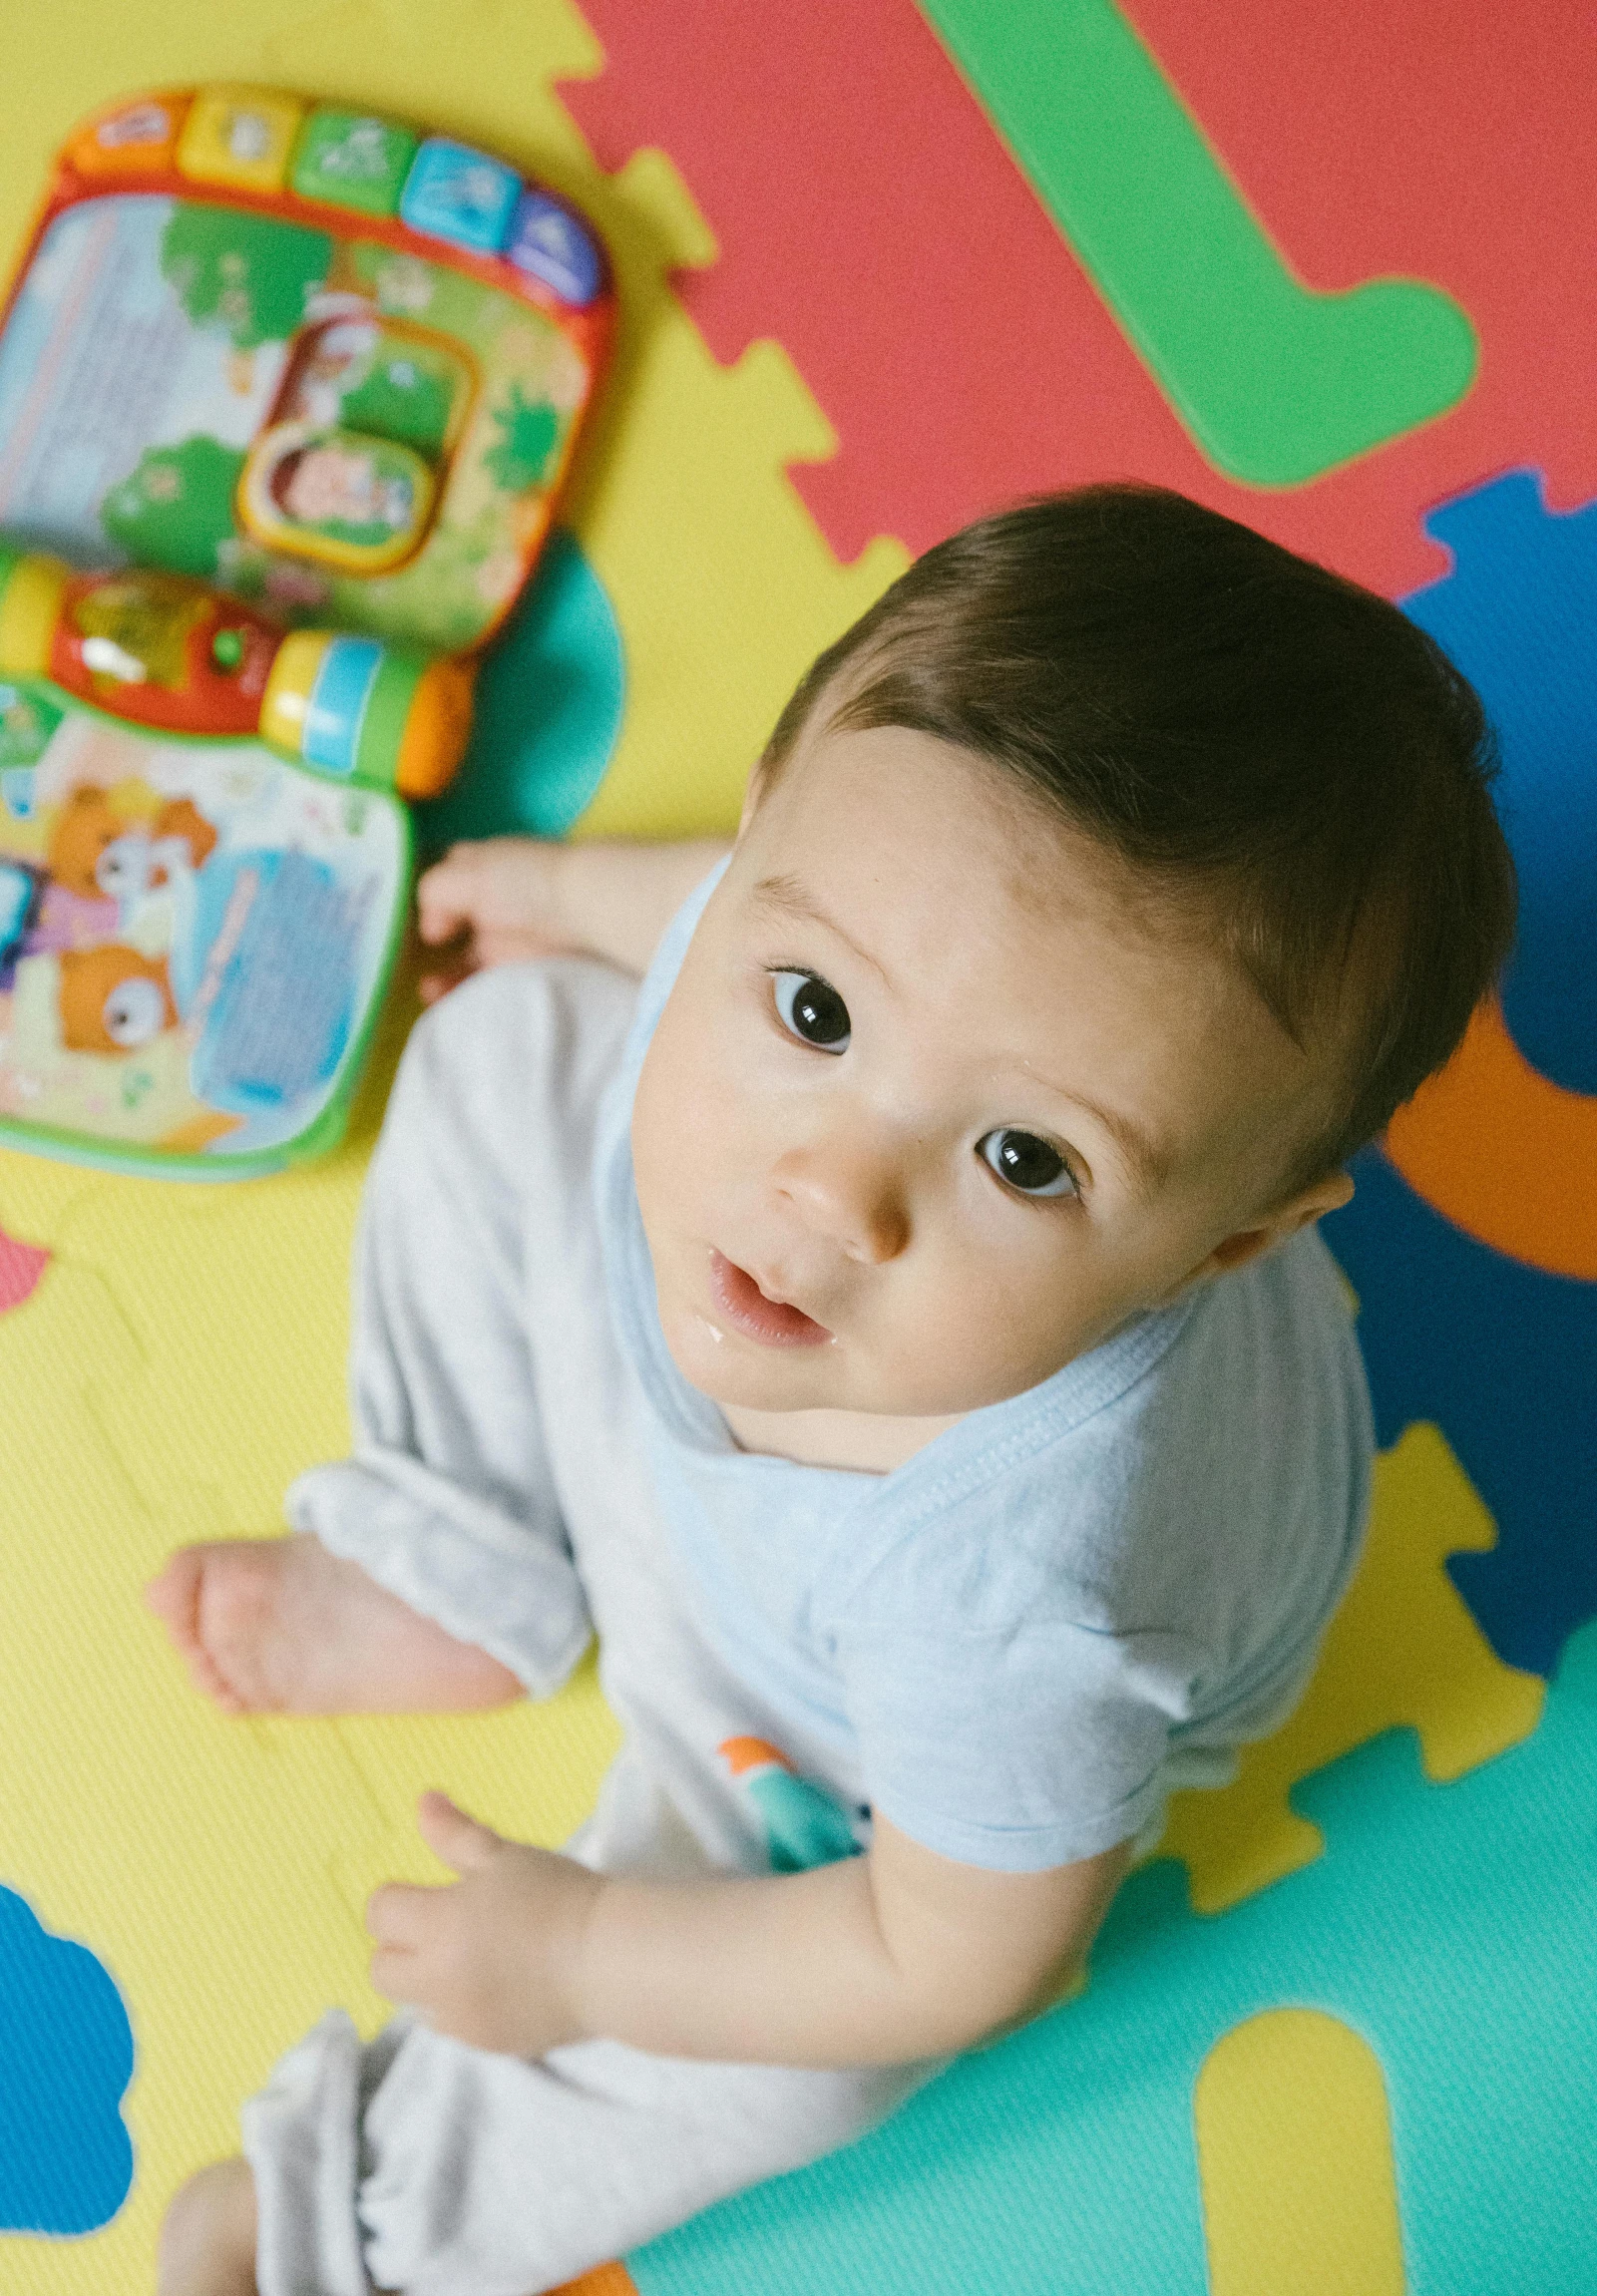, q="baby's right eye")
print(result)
[770,969,851,1053]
